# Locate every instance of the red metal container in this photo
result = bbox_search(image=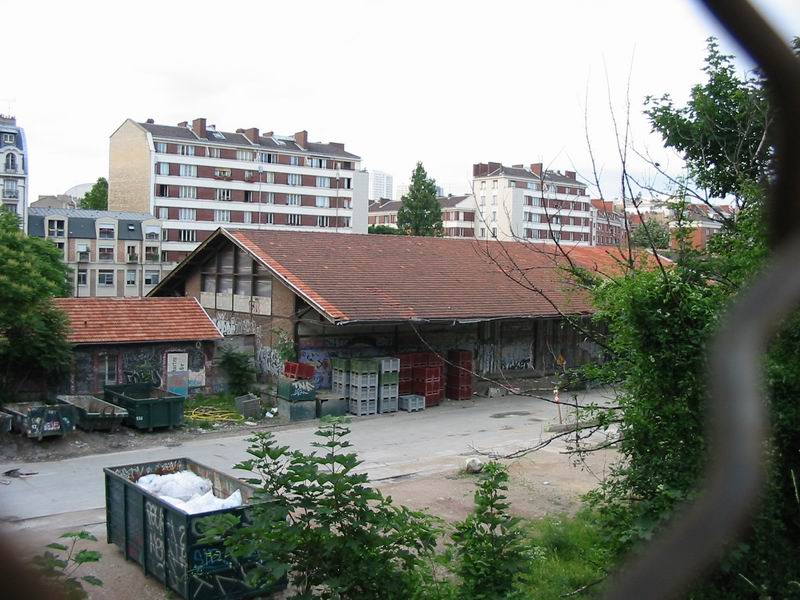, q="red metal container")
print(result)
[446,384,473,400]
[427,353,444,368]
[413,367,441,382]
